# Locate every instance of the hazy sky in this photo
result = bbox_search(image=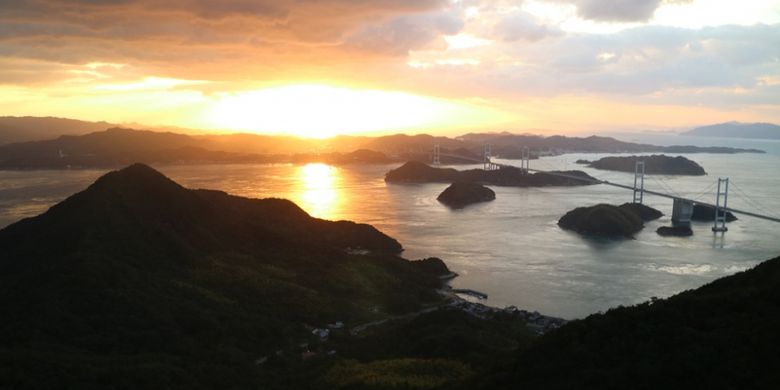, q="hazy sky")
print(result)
[1,0,778,136]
